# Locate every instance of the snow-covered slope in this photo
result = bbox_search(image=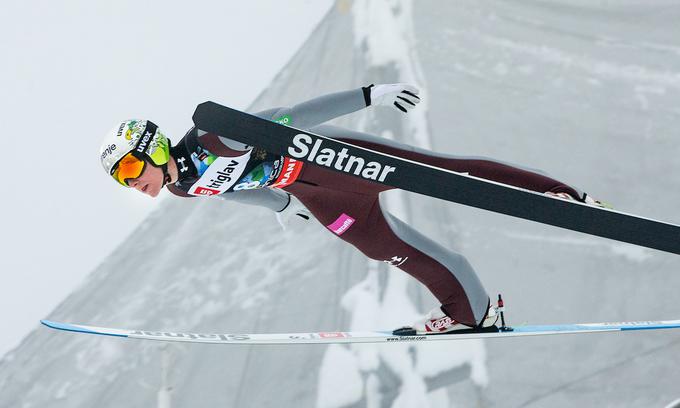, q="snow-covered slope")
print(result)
[414,1,680,407]
[2,1,680,407]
